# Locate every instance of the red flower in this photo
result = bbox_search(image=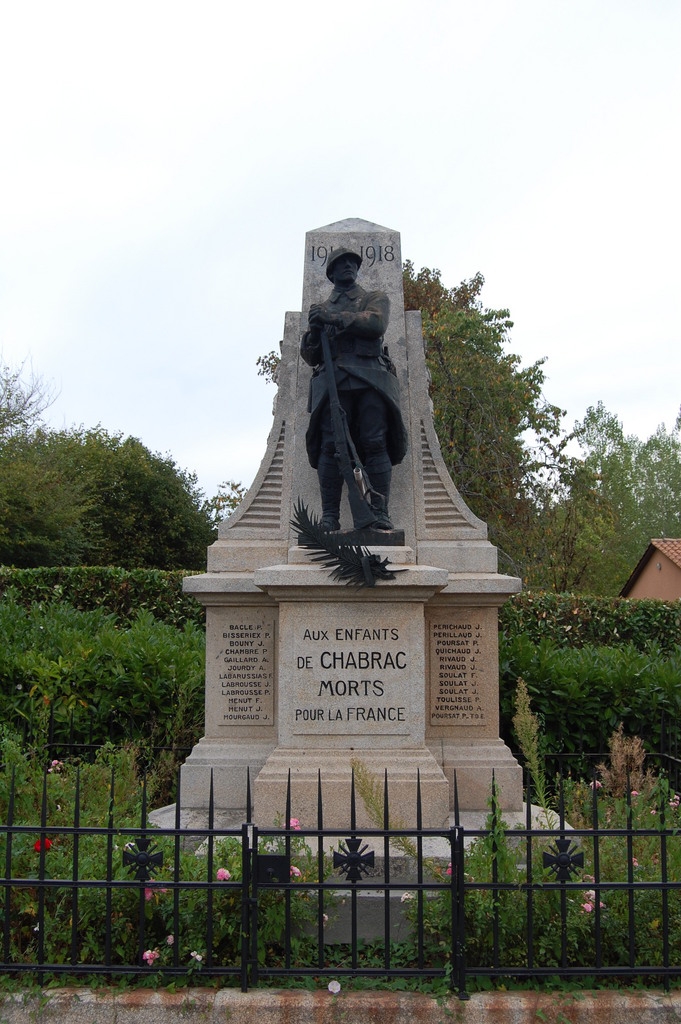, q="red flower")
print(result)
[34,838,53,852]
